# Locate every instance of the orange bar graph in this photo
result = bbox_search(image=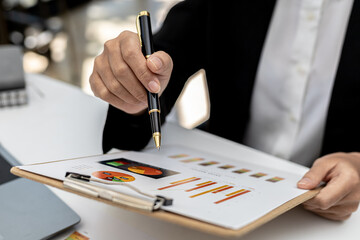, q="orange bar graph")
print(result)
[190,185,229,198]
[226,189,246,196]
[168,154,189,158]
[181,158,204,163]
[212,186,234,193]
[214,190,251,204]
[158,177,201,190]
[170,177,198,184]
[185,182,217,192]
[196,181,213,186]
